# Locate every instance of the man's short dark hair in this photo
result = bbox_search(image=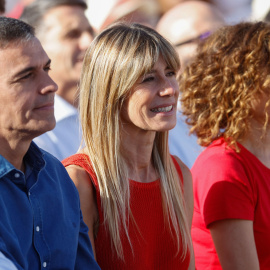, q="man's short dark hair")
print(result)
[0,0,5,14]
[20,0,87,33]
[0,16,35,49]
